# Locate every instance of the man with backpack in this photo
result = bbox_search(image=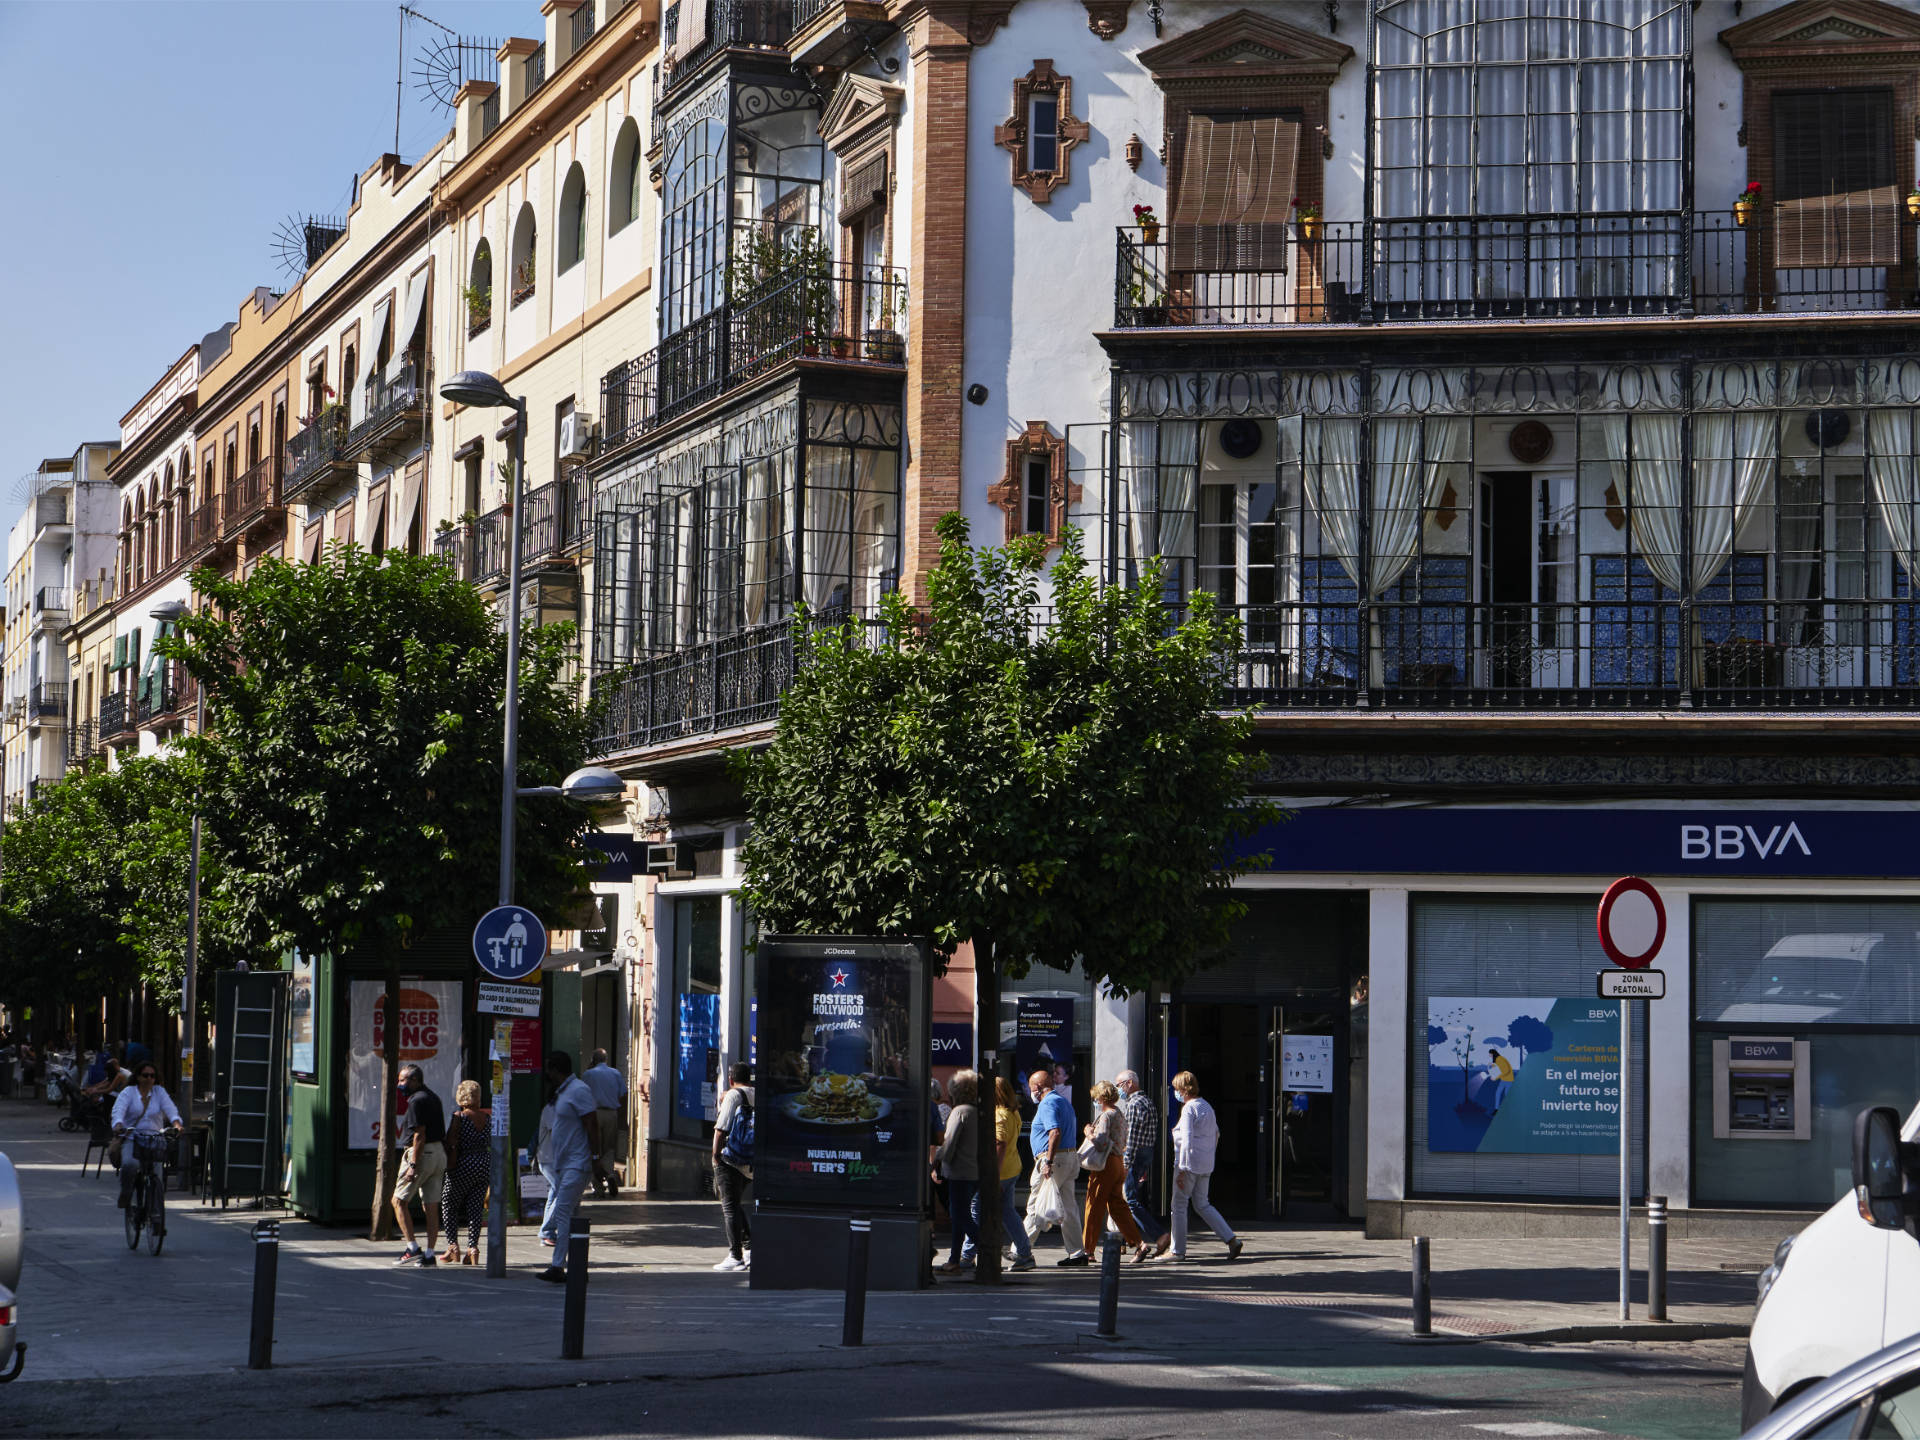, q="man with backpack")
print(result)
[710,1063,753,1273]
